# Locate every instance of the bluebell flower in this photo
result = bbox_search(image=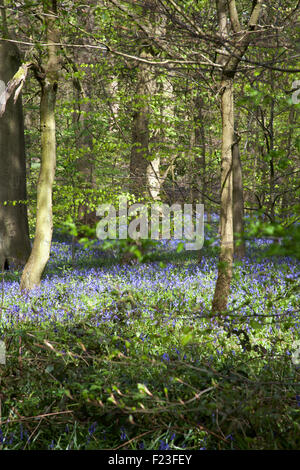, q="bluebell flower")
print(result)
[20,424,24,441]
[159,440,170,450]
[88,422,97,436]
[120,426,127,441]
